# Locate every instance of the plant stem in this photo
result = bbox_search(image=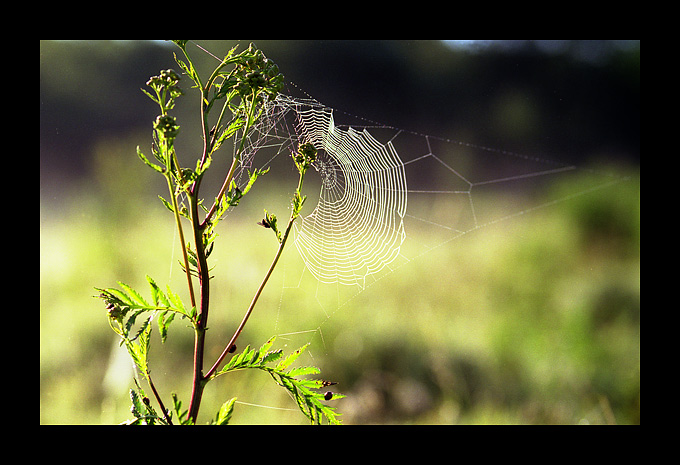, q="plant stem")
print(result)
[173,46,282,423]
[147,372,173,425]
[166,176,196,309]
[202,156,238,229]
[187,188,212,424]
[186,94,259,421]
[201,90,258,228]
